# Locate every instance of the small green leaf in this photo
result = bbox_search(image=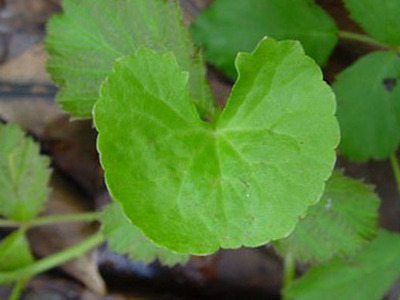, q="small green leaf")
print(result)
[0,230,34,272]
[0,124,51,221]
[46,0,214,118]
[102,203,188,266]
[286,230,400,300]
[334,51,400,161]
[94,38,339,254]
[277,171,379,263]
[343,0,400,45]
[192,0,338,78]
